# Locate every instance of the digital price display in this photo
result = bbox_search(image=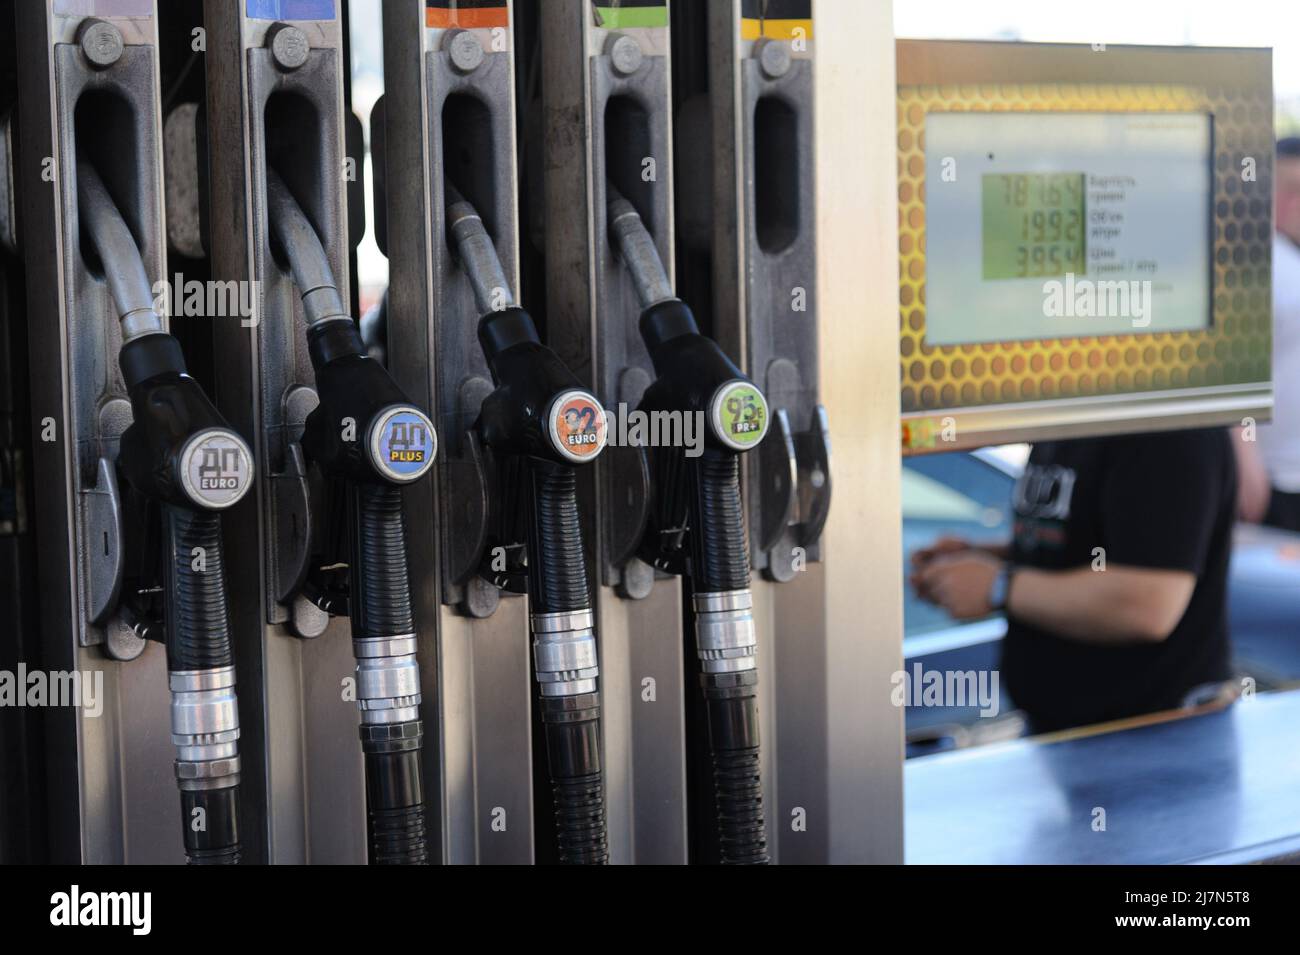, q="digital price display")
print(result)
[981,173,1085,280]
[924,112,1212,346]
